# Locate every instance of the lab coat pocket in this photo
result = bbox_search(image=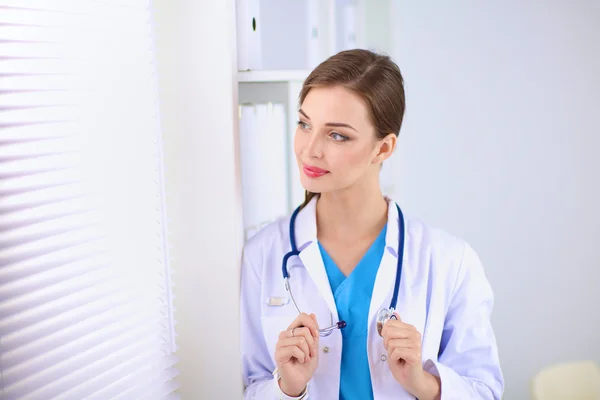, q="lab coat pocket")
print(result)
[261,315,298,365]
